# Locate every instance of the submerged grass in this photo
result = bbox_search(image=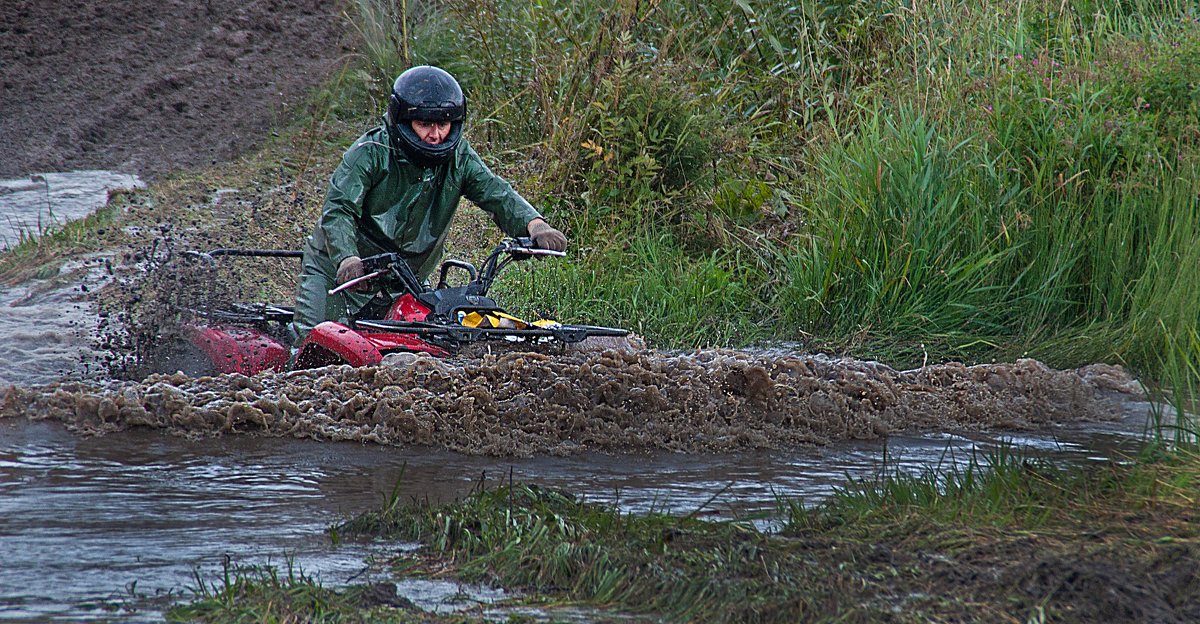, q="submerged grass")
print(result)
[177,448,1200,623]
[167,557,431,623]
